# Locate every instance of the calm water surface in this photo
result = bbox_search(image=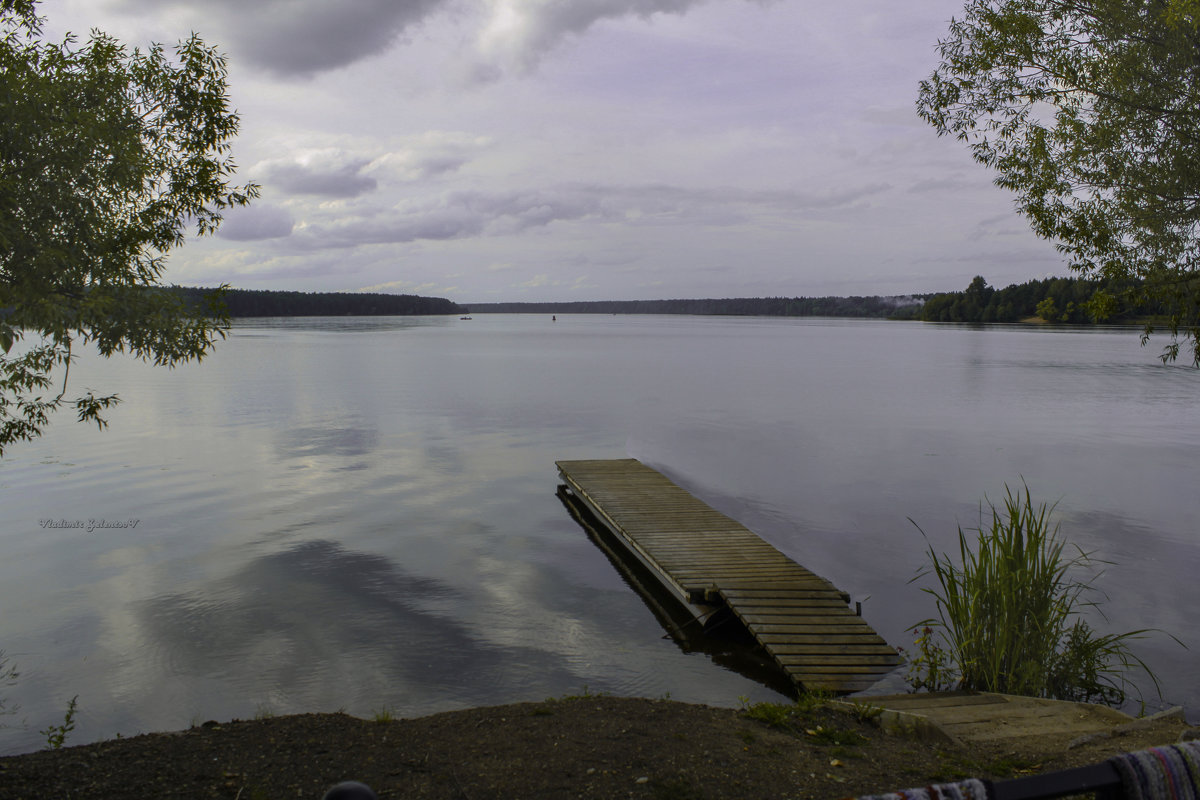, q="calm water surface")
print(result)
[0,315,1196,753]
